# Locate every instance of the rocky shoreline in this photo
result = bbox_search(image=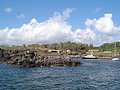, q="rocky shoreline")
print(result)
[0,48,81,67]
